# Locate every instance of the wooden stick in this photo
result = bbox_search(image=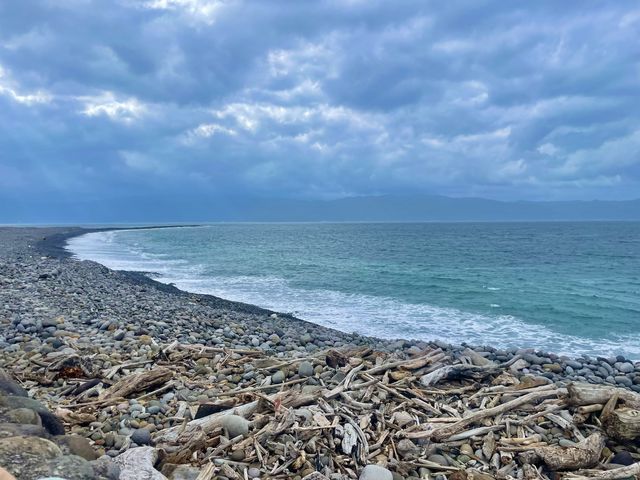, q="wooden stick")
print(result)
[564,462,640,480]
[431,388,563,441]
